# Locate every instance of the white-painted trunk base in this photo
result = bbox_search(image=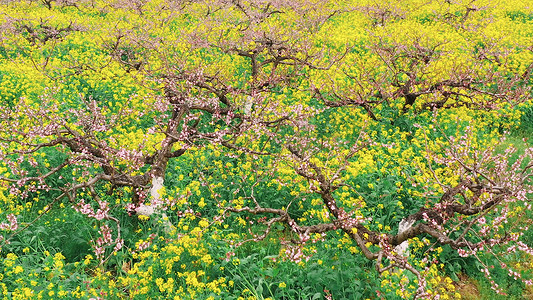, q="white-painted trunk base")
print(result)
[244,96,253,116]
[135,176,173,232]
[395,218,415,257]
